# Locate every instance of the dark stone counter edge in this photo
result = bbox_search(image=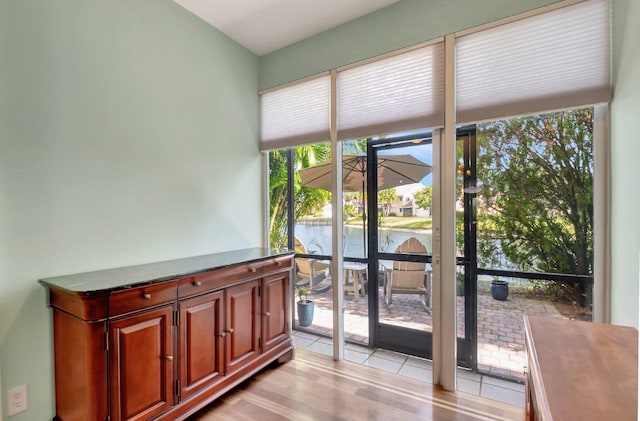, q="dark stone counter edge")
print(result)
[39,247,294,296]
